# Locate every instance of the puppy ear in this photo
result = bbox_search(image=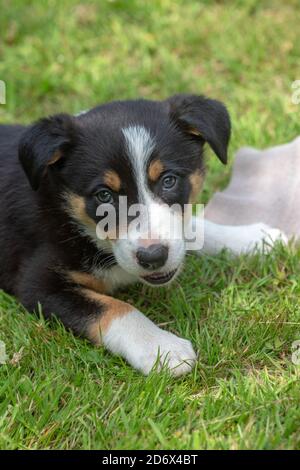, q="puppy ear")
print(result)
[167,94,231,164]
[18,113,76,190]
